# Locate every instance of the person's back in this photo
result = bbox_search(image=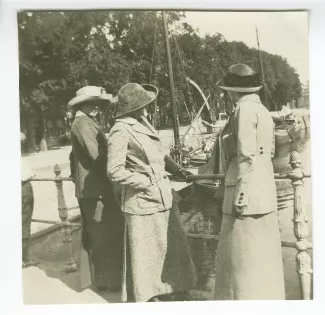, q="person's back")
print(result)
[70,114,109,199]
[222,94,276,216]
